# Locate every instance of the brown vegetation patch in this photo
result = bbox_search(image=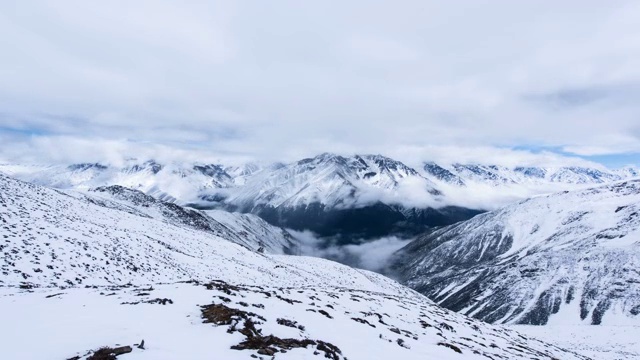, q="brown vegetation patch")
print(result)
[277,318,305,331]
[87,346,132,360]
[201,302,343,359]
[200,303,265,326]
[204,280,244,295]
[438,342,463,354]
